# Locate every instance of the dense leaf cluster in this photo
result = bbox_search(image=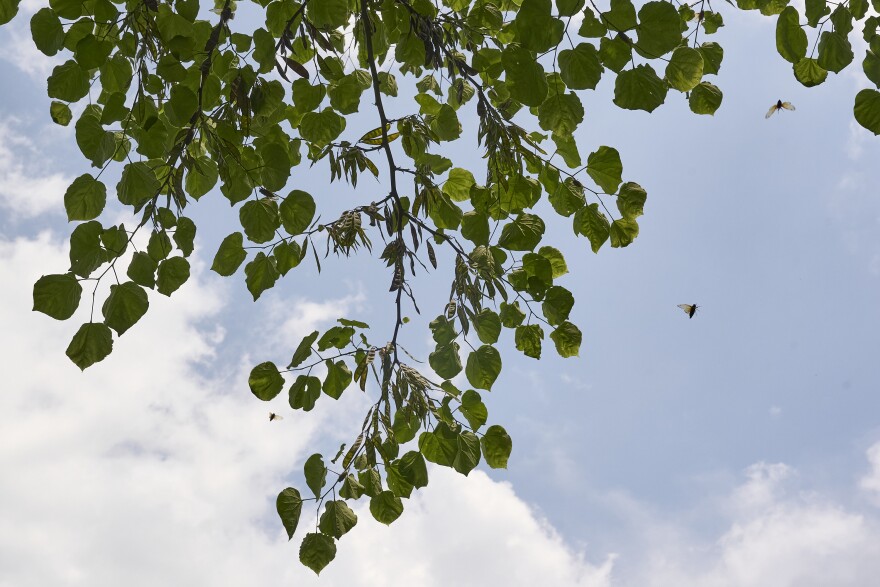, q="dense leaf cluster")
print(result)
[3,0,876,572]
